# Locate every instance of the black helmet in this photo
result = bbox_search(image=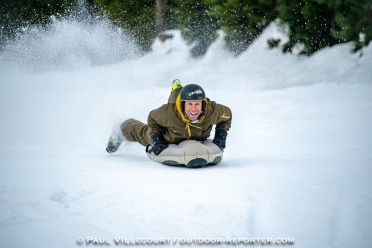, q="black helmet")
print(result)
[180,84,206,101]
[180,84,206,116]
